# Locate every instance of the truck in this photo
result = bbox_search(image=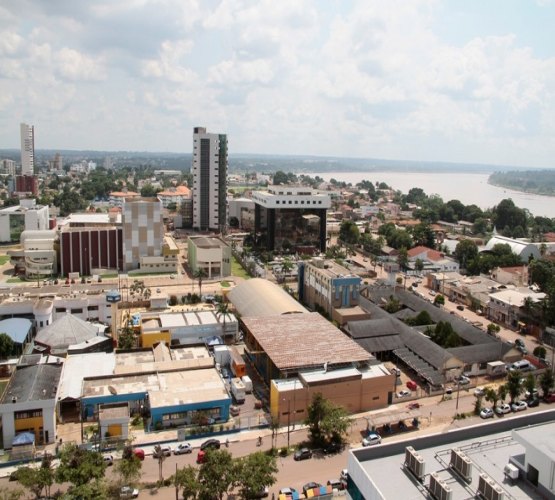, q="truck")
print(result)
[213,345,230,367]
[229,346,246,378]
[241,375,253,393]
[230,378,246,404]
[487,361,507,377]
